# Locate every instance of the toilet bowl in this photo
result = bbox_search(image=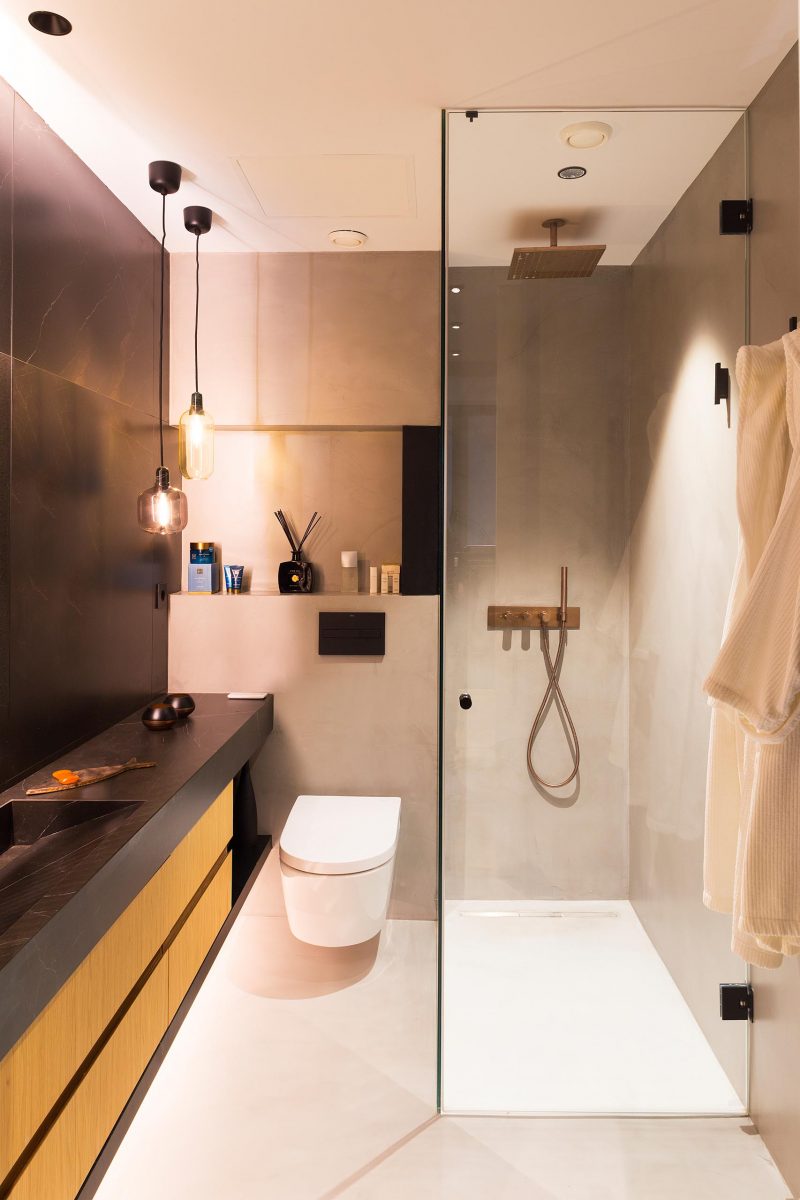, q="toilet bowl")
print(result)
[279,794,401,947]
